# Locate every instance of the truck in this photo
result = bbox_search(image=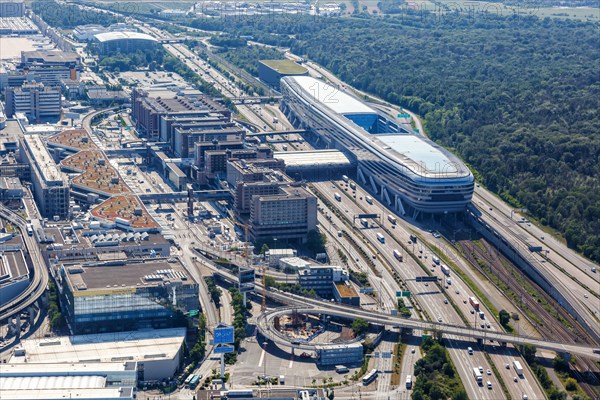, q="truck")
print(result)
[376,233,385,243]
[365,196,373,204]
[406,375,413,389]
[473,367,483,384]
[513,360,524,376]
[441,265,450,276]
[26,224,33,236]
[387,215,397,225]
[349,181,356,190]
[342,175,349,183]
[479,311,485,320]
[432,255,440,265]
[469,297,480,311]
[360,218,369,227]
[334,193,342,202]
